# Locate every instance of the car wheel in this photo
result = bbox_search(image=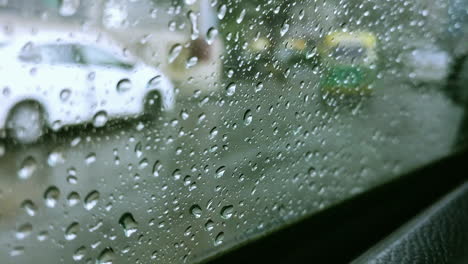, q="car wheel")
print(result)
[6,101,45,144]
[143,91,162,119]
